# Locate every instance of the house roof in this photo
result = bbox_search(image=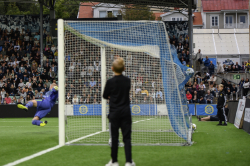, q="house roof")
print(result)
[202,0,249,12]
[193,12,203,26]
[153,12,165,20]
[78,2,100,18]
